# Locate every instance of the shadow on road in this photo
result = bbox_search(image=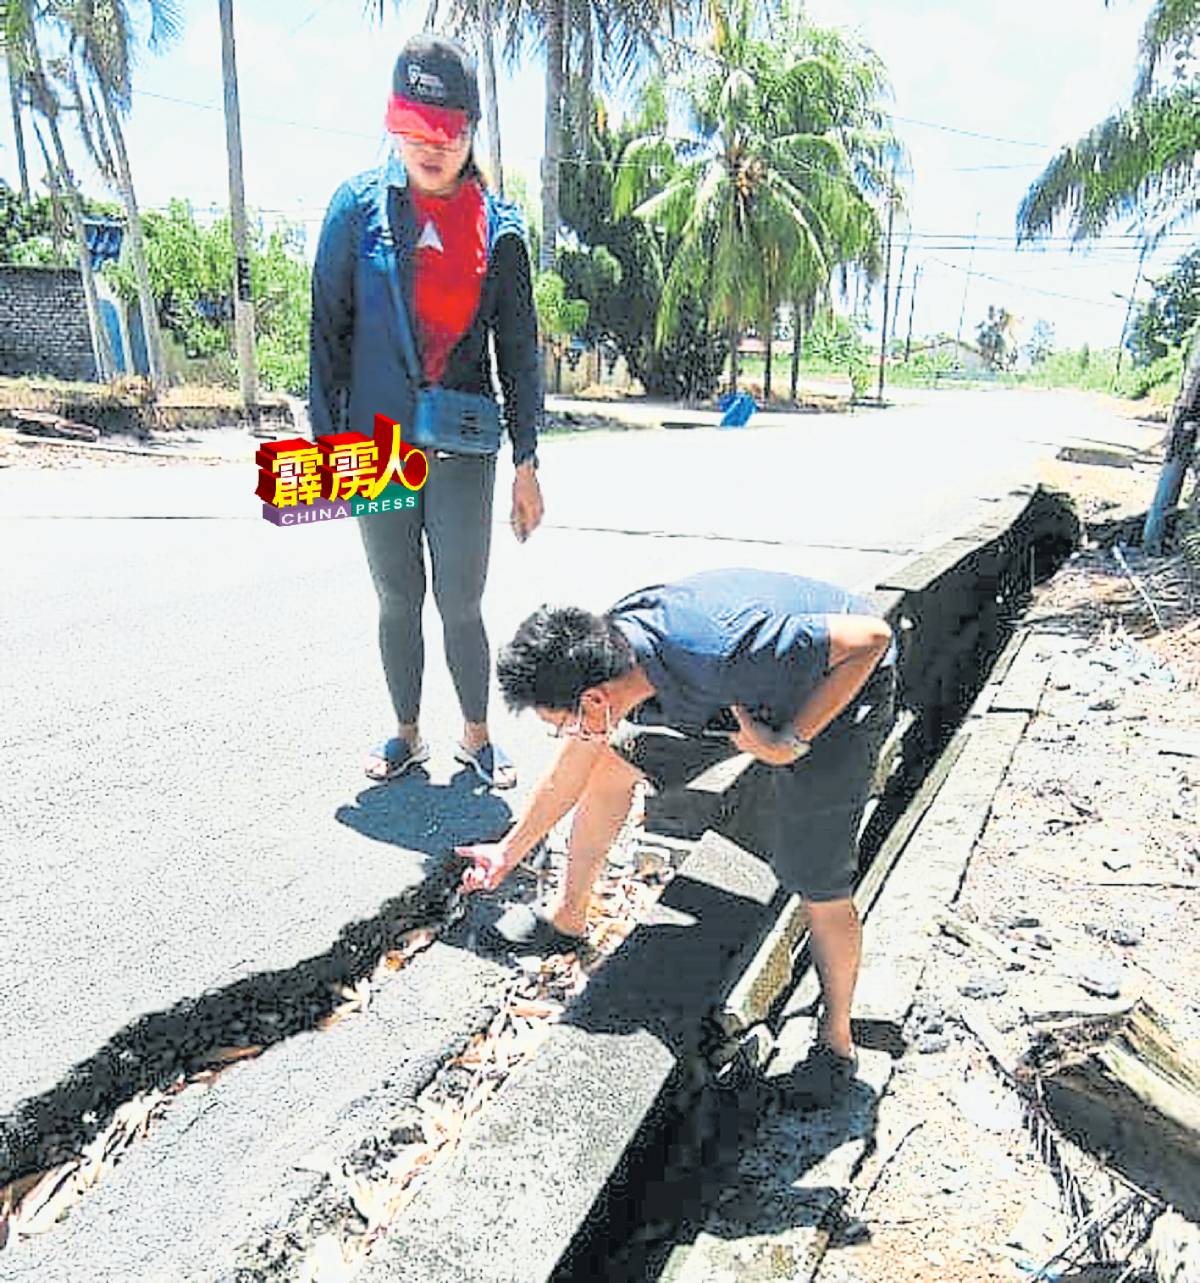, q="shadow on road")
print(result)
[0,771,516,1192]
[334,768,513,853]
